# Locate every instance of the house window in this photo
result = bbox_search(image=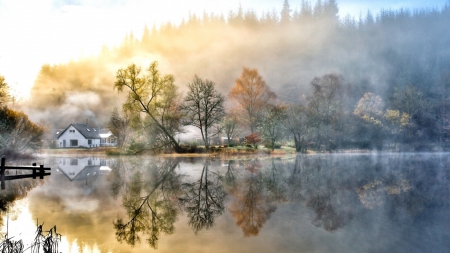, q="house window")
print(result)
[70,140,78,147]
[69,130,75,133]
[70,159,78,165]
[88,159,92,165]
[88,140,92,145]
